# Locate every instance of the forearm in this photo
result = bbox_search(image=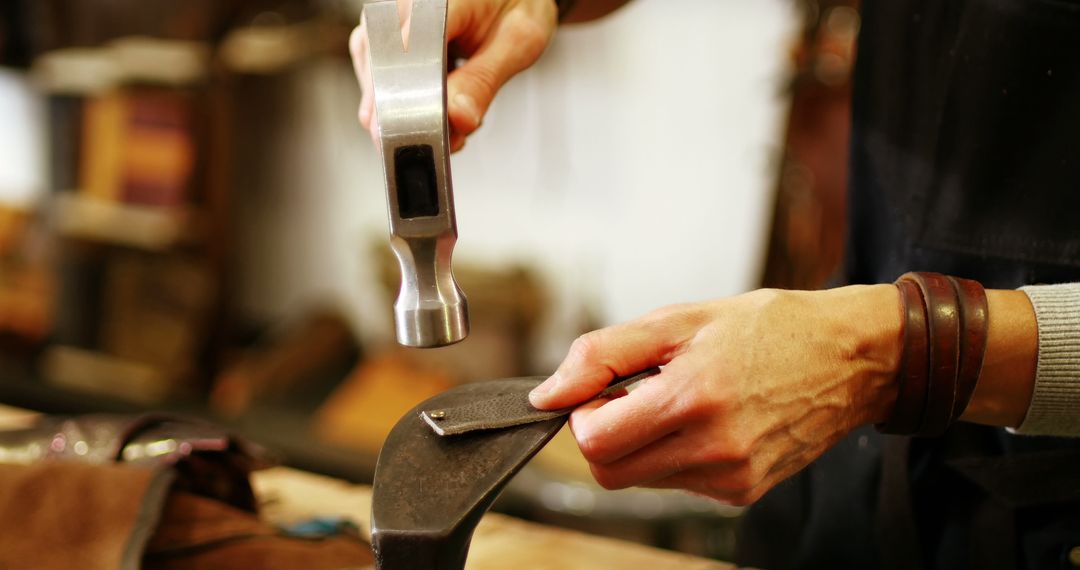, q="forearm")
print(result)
[558,0,632,23]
